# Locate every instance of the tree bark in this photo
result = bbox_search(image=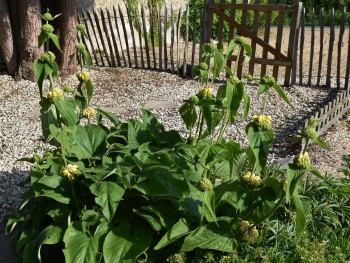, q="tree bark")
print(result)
[58,0,77,76]
[0,0,18,76]
[18,0,43,81]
